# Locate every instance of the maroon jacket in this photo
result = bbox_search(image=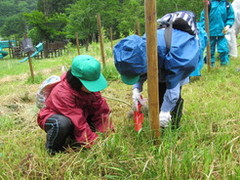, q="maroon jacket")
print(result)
[37,73,113,146]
